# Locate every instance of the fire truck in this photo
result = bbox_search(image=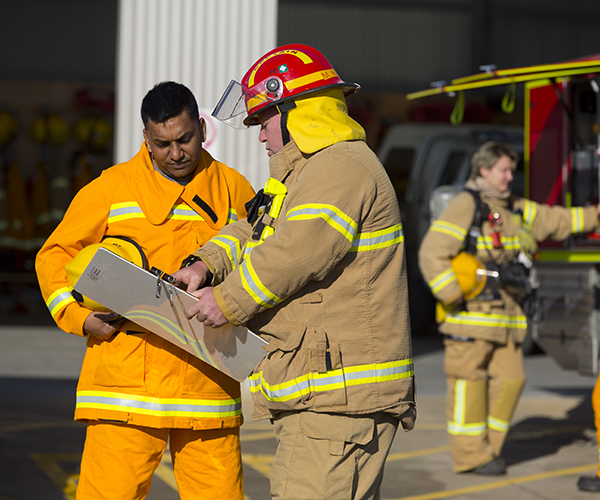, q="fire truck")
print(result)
[406,55,600,376]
